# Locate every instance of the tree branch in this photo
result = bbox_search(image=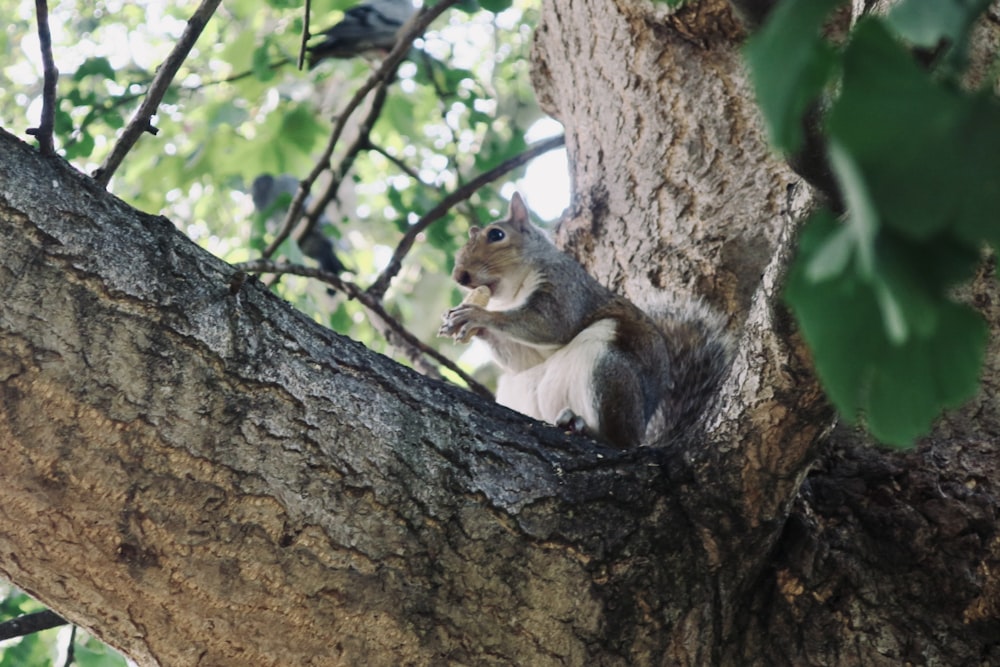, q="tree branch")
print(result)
[261,0,463,261]
[0,609,67,640]
[92,0,223,187]
[233,259,493,399]
[26,0,58,155]
[258,77,393,292]
[297,75,392,245]
[62,624,77,667]
[366,133,566,300]
[367,141,424,183]
[298,0,312,71]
